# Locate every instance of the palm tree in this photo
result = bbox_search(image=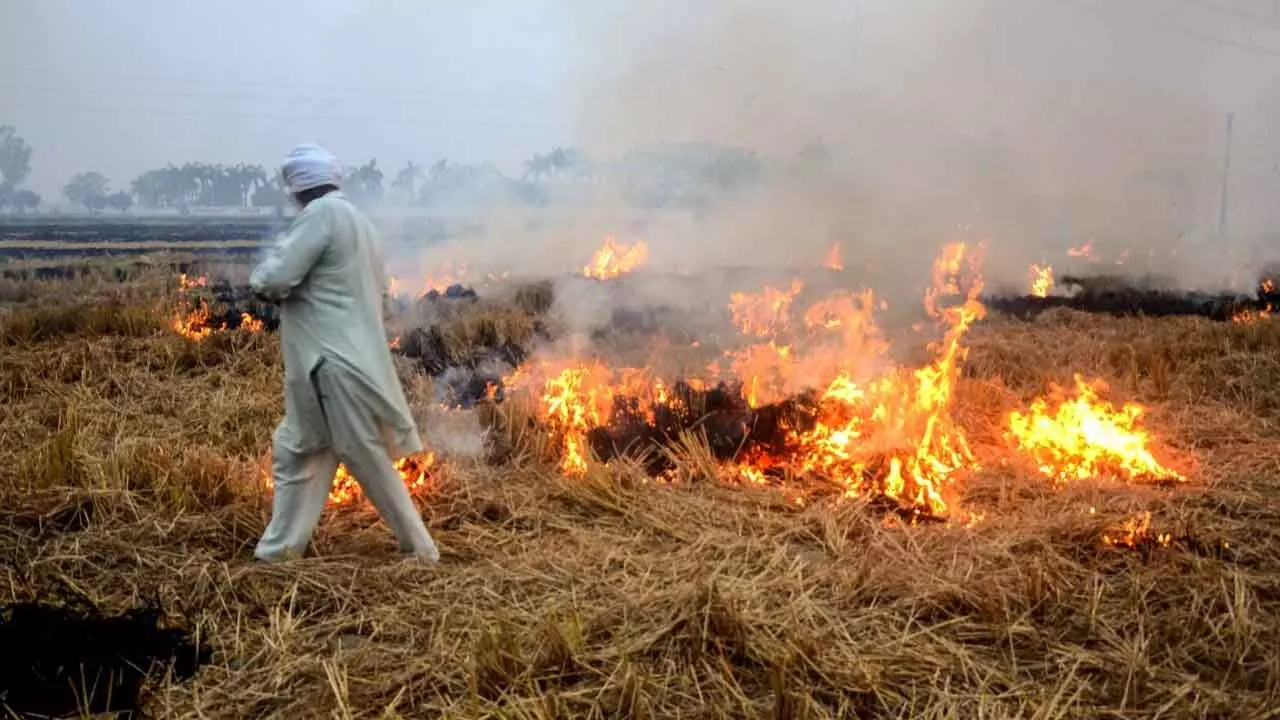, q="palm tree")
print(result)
[393,161,425,204]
